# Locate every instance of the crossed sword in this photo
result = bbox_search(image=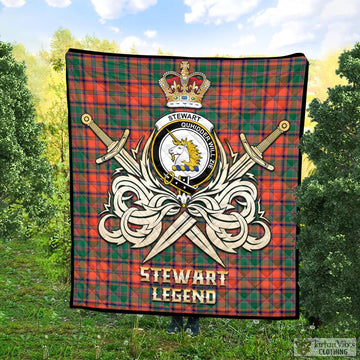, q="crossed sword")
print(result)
[81,113,290,267]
